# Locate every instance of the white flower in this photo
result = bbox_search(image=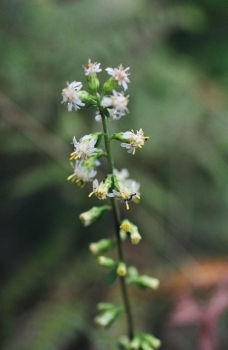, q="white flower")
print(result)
[125,179,141,198]
[108,181,140,210]
[121,129,149,155]
[83,59,102,76]
[67,160,97,187]
[70,134,97,160]
[61,81,85,111]
[113,168,130,182]
[101,90,129,120]
[106,64,130,91]
[95,110,102,122]
[89,179,109,200]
